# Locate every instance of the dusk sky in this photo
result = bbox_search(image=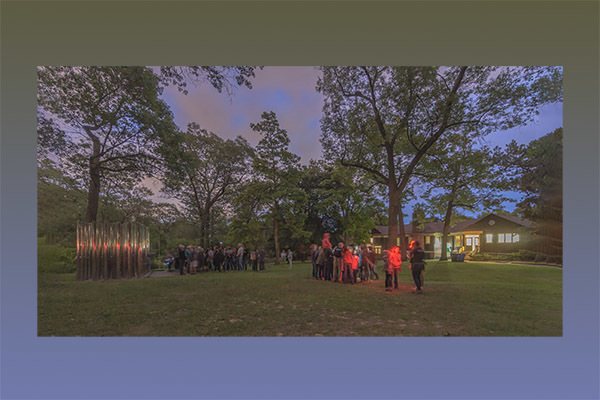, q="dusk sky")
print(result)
[153,66,563,222]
